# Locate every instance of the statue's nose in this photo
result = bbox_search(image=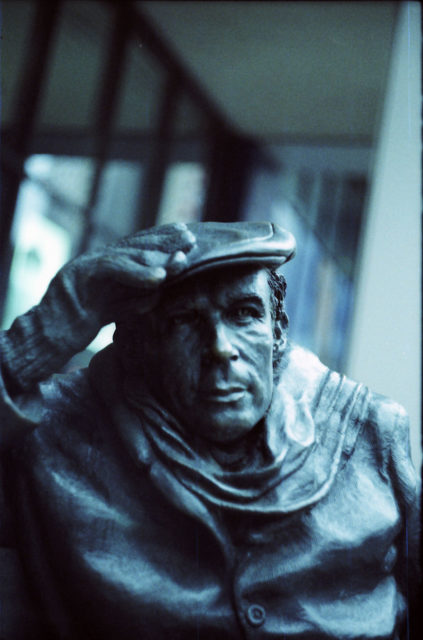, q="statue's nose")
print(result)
[209,321,239,361]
